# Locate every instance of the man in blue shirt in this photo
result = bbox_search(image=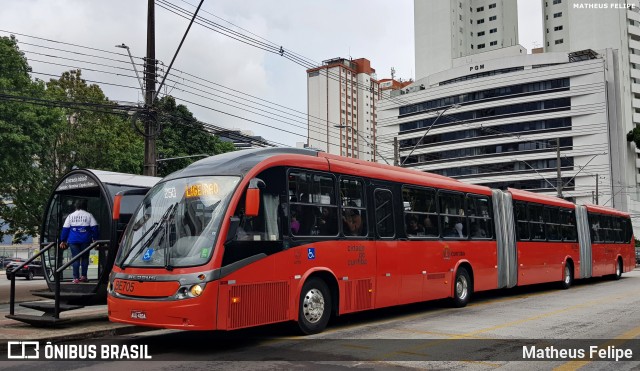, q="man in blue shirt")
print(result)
[60,199,99,283]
